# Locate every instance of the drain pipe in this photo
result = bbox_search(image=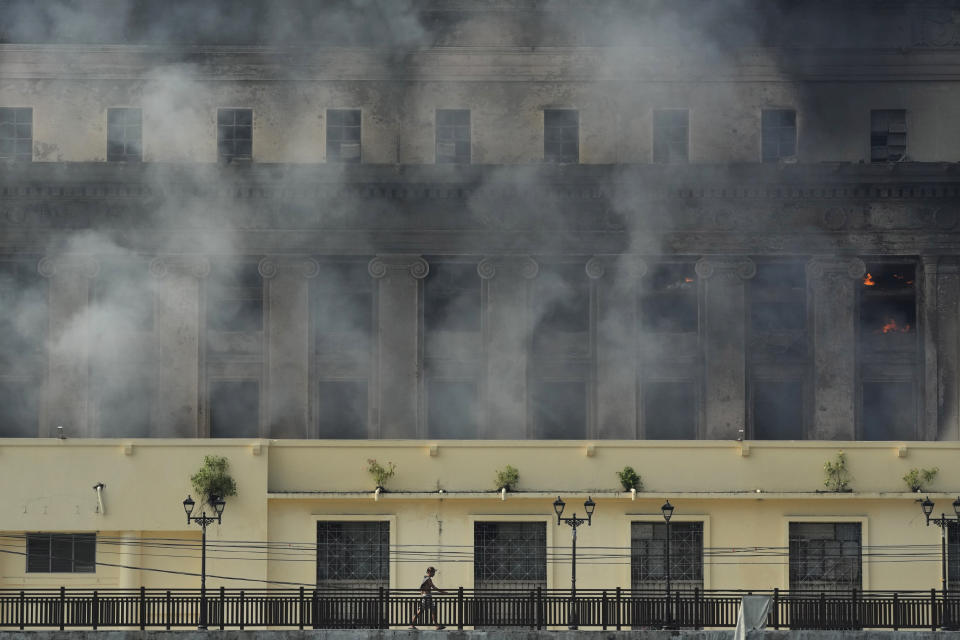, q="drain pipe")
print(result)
[93,482,106,515]
[500,487,507,501]
[374,487,382,502]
